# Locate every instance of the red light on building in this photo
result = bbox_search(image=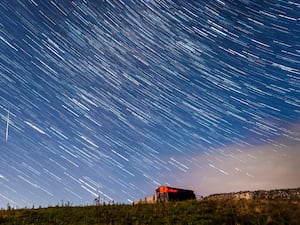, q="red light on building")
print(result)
[156,186,195,202]
[157,186,179,193]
